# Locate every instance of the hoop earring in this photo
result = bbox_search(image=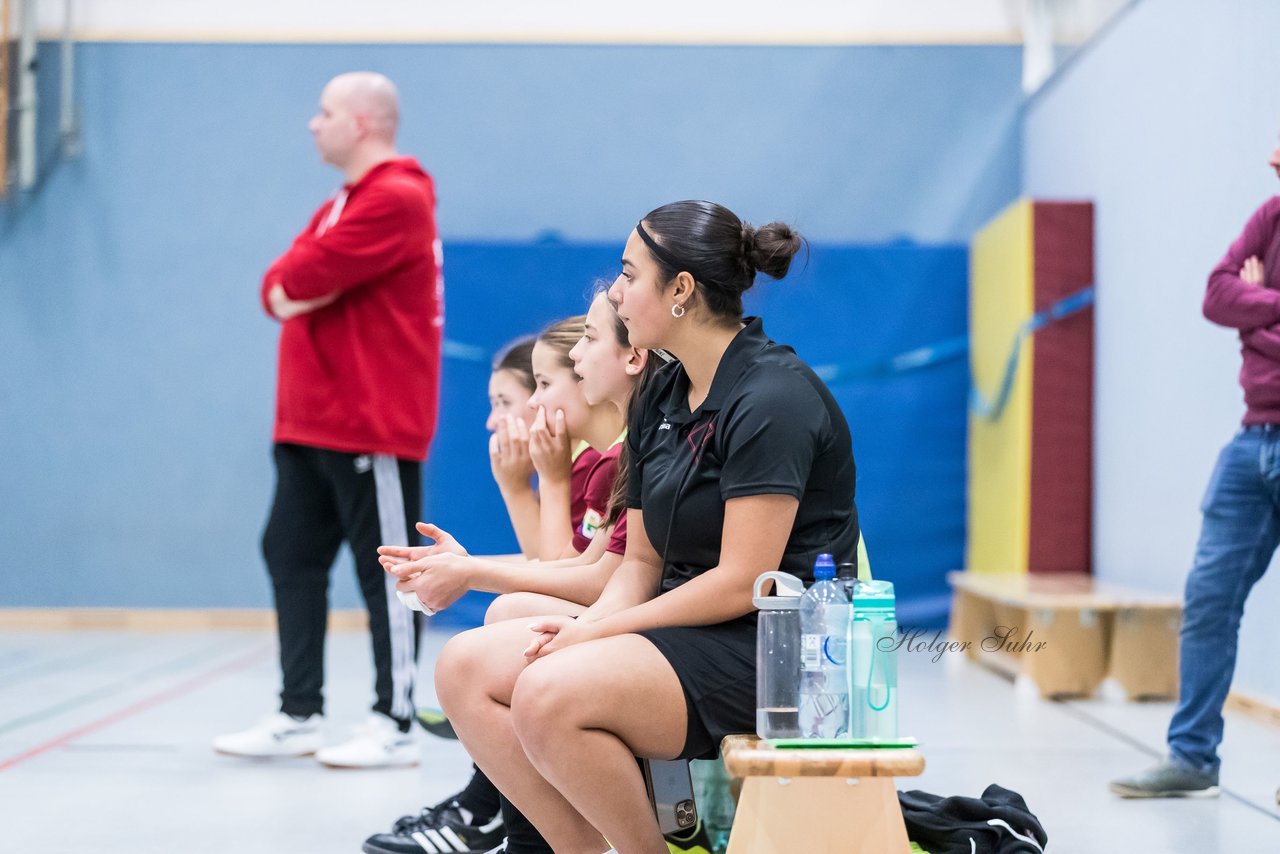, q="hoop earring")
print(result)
[671,303,686,318]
